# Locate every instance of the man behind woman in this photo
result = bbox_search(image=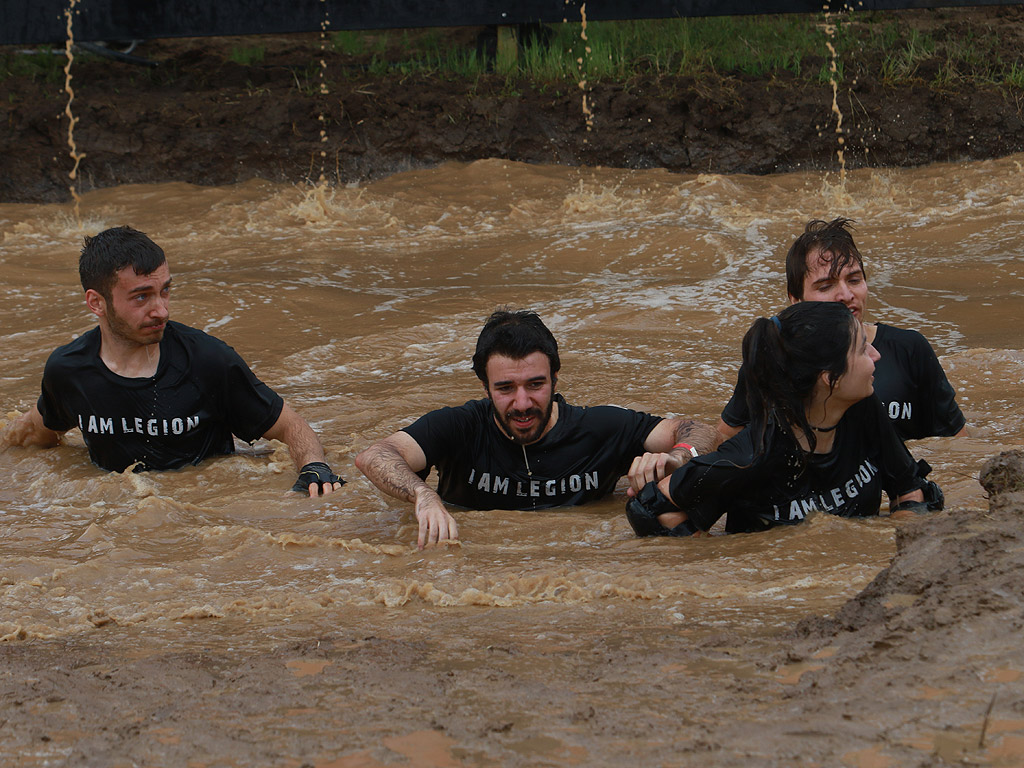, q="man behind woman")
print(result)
[627,216,964,537]
[627,301,929,536]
